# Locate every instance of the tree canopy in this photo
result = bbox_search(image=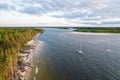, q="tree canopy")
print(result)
[0,28,44,80]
